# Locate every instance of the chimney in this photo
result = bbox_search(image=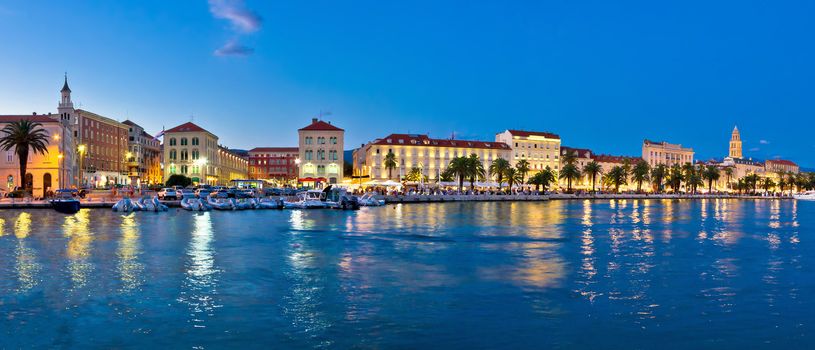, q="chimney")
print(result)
[312,118,318,123]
